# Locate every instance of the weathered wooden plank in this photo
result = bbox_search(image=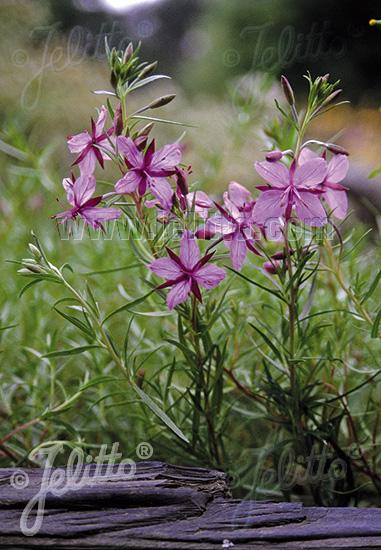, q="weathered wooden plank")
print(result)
[0,464,380,548]
[0,462,229,508]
